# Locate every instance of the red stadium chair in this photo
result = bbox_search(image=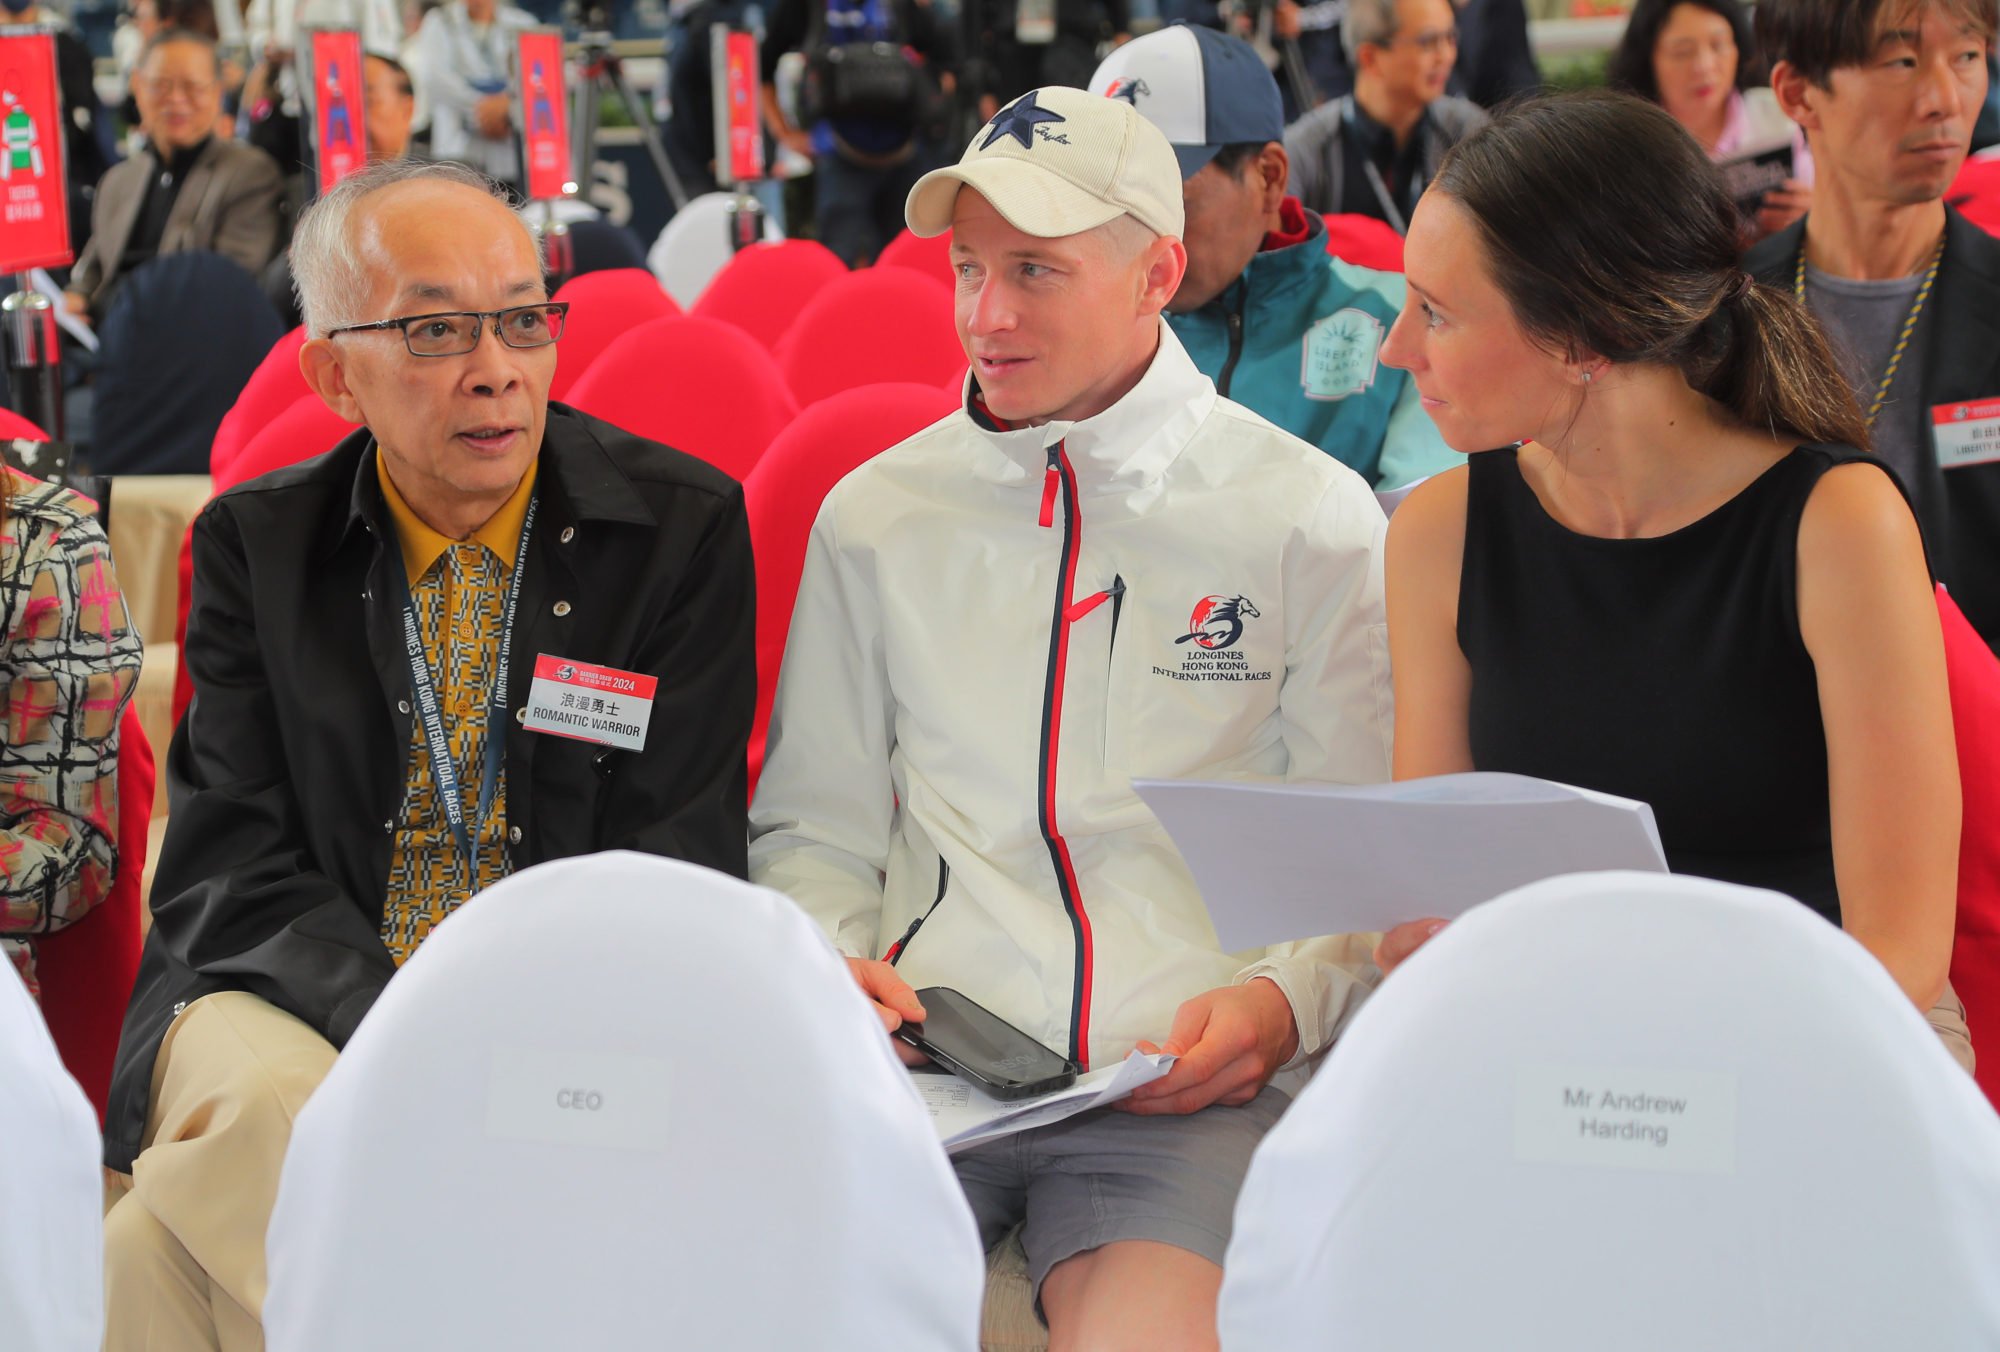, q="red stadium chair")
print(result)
[1324,212,1406,273]
[564,315,797,483]
[549,267,682,402]
[173,395,360,724]
[34,704,154,1124]
[876,228,954,284]
[691,240,850,351]
[775,269,963,408]
[741,381,957,793]
[0,407,48,440]
[211,327,309,481]
[1941,584,2000,1110]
